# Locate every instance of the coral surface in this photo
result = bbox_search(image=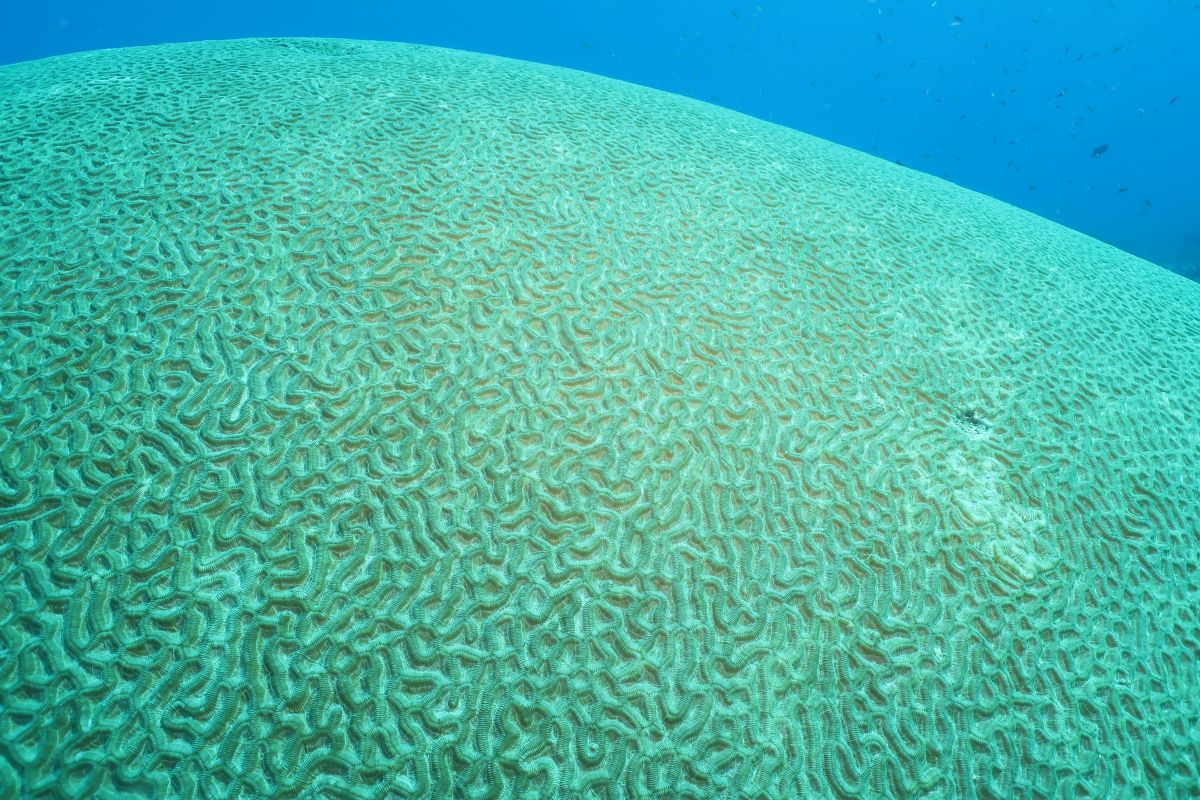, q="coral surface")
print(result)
[1,37,1198,799]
